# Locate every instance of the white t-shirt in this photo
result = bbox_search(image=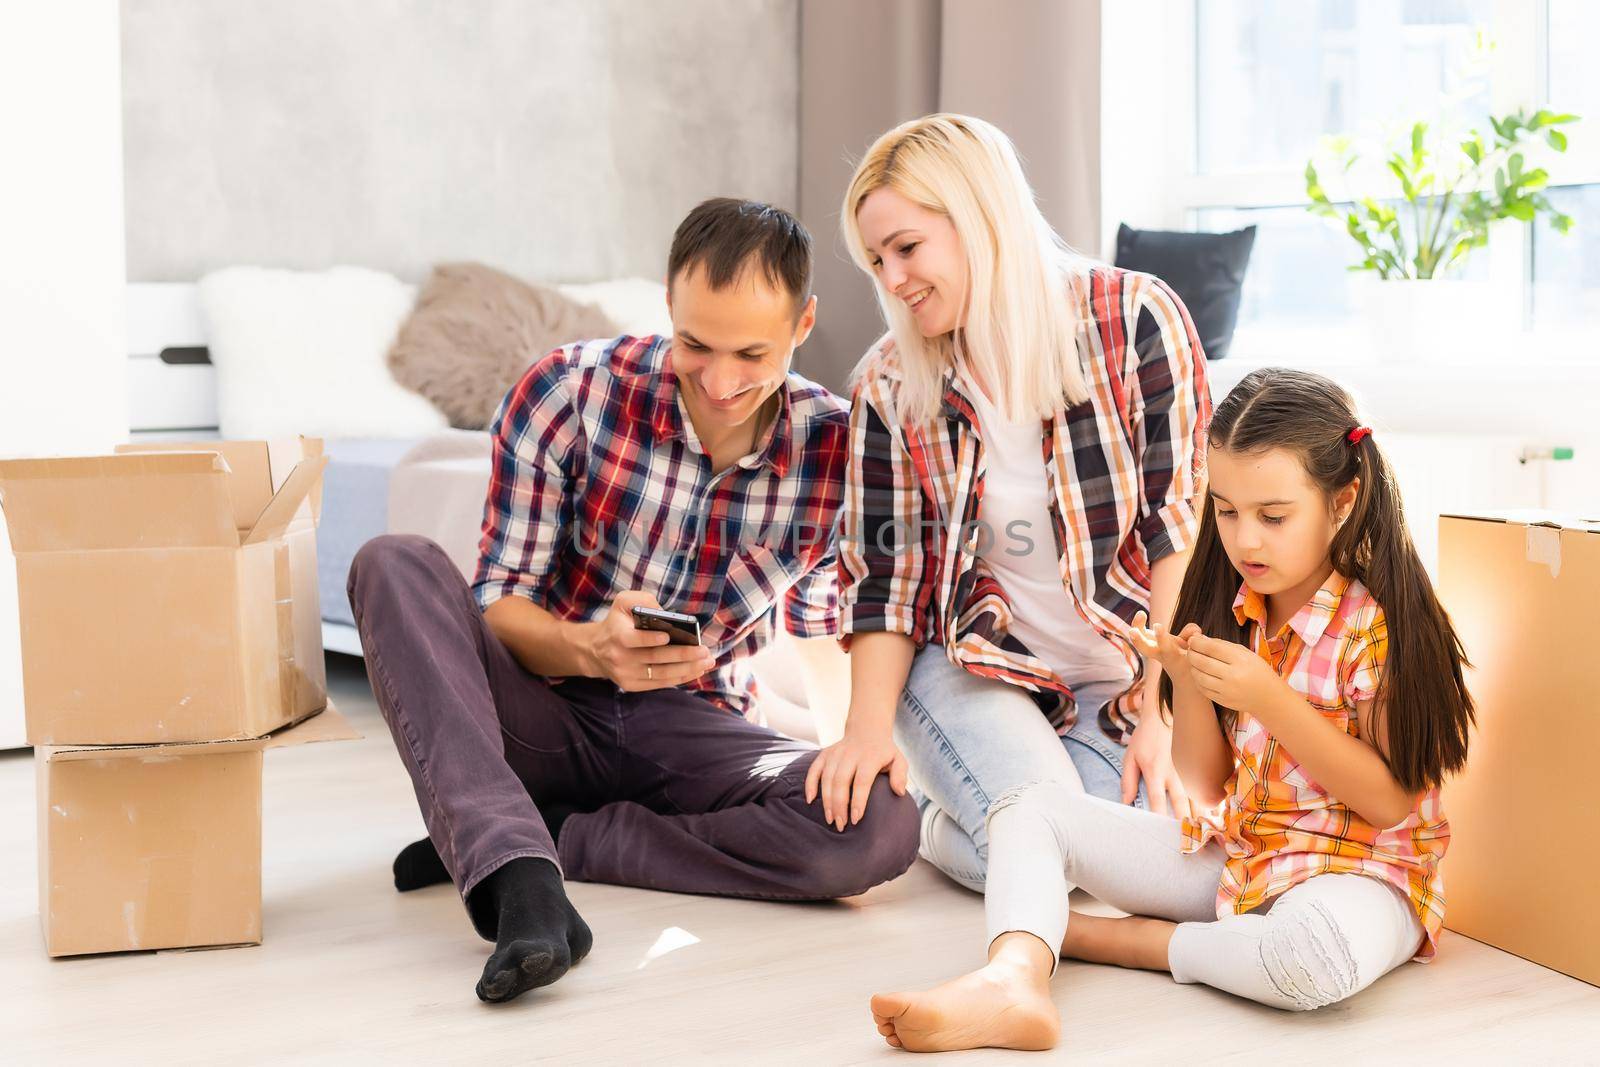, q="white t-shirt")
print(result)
[962,374,1133,686]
